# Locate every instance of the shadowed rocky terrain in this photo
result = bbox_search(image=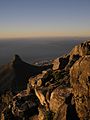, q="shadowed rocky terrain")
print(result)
[0,55,52,94]
[0,40,90,120]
